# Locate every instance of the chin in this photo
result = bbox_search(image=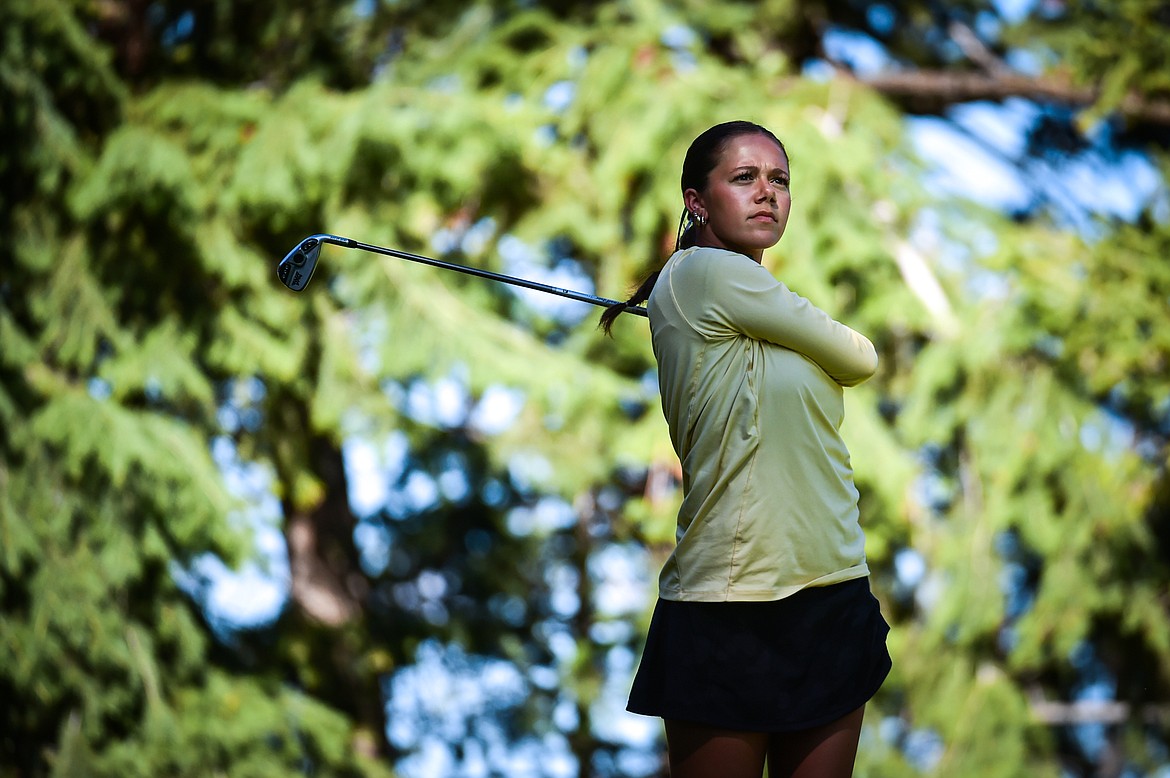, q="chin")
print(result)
[752,234,784,251]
